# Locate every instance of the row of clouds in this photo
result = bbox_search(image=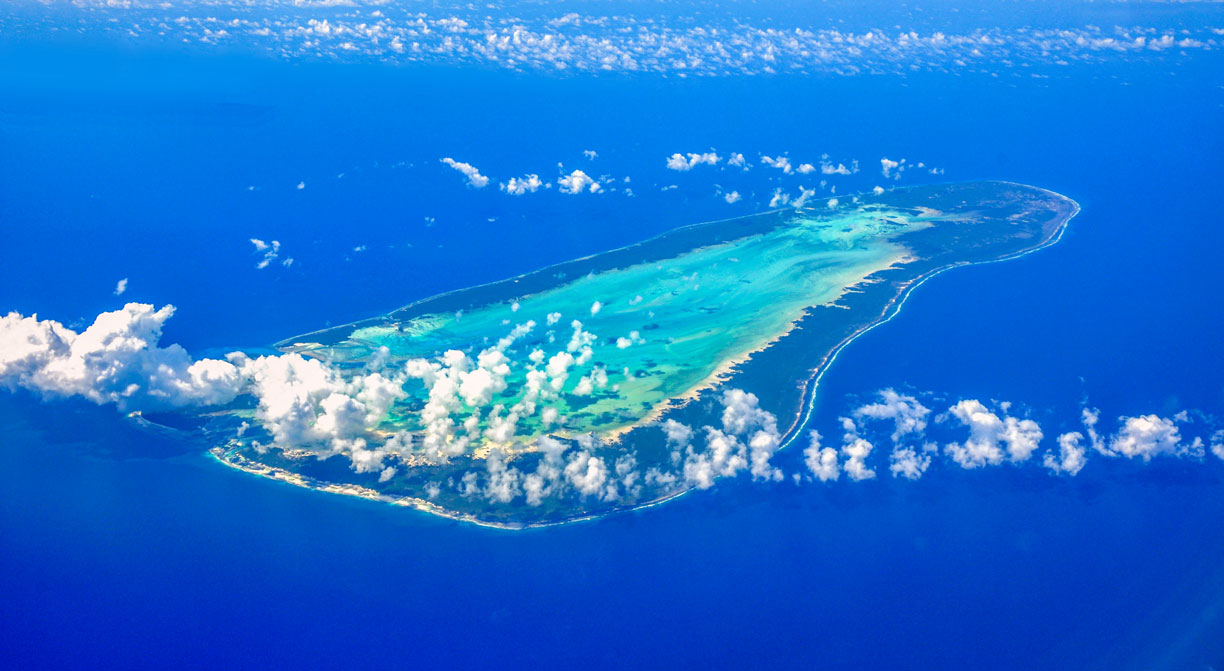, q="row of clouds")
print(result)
[3,305,1219,511]
[25,3,1224,78]
[241,149,929,282]
[441,157,610,195]
[448,388,786,506]
[404,386,1224,509]
[667,151,940,182]
[667,151,861,177]
[800,389,1223,485]
[255,150,935,215]
[437,151,928,208]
